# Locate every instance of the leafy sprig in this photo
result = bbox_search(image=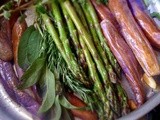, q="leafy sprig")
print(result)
[0,0,34,19]
[151,12,160,20]
[18,19,90,119]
